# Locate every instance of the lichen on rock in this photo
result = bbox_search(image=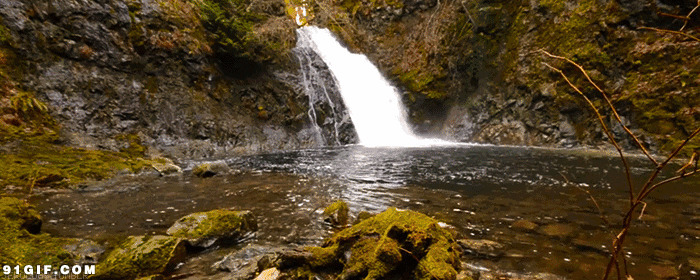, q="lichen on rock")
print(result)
[90,235,186,280]
[166,209,257,247]
[322,199,349,227]
[304,207,463,280]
